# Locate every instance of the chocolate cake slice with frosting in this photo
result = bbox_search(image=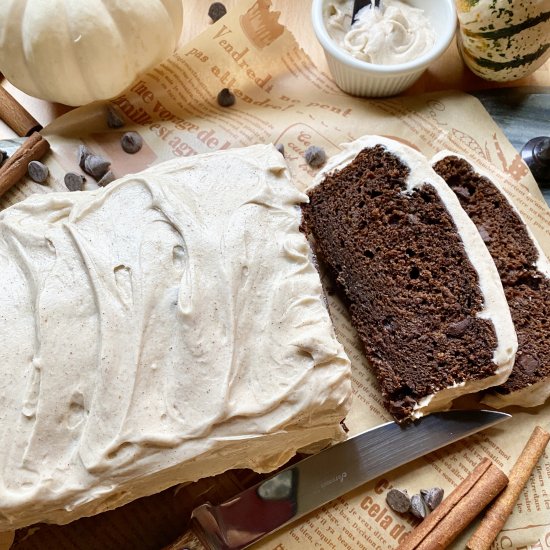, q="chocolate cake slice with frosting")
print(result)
[301,136,517,421]
[433,152,550,408]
